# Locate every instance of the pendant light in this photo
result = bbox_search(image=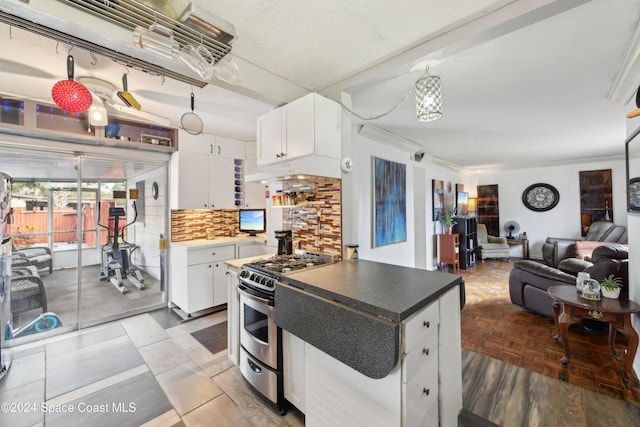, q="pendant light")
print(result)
[415,67,442,122]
